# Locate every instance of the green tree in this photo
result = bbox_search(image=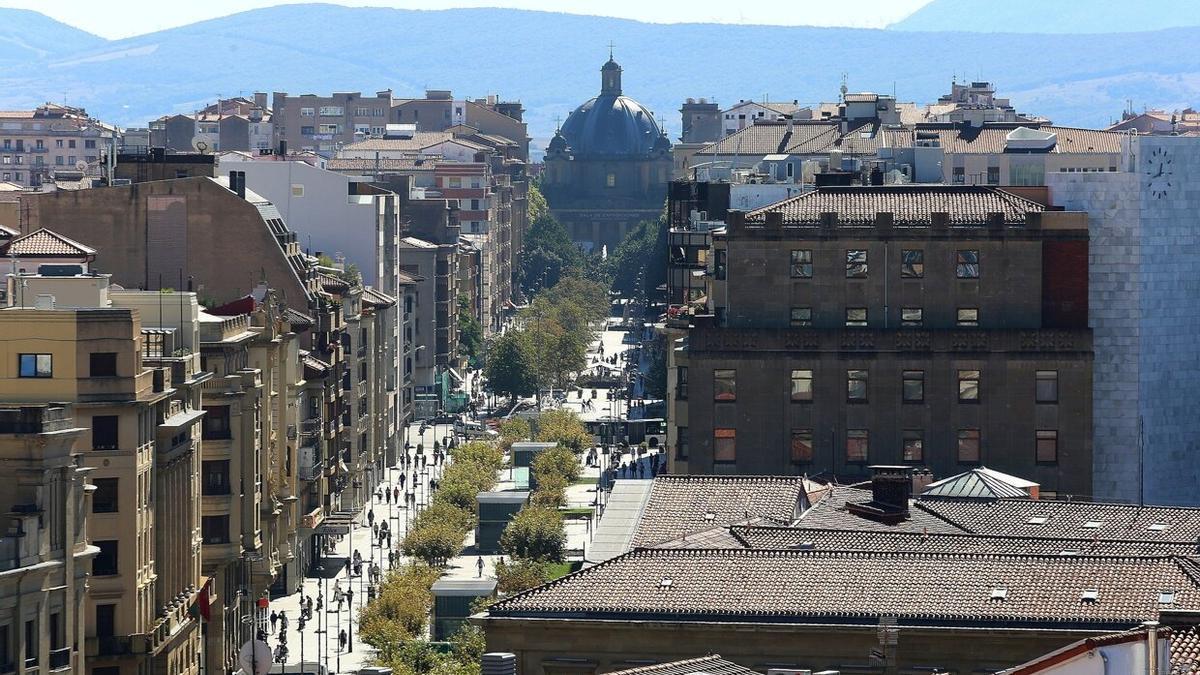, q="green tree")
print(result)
[535,409,592,454]
[527,182,549,224]
[402,520,464,567]
[531,443,583,483]
[456,295,483,365]
[530,473,568,508]
[413,500,475,532]
[358,564,439,649]
[499,506,566,562]
[484,330,537,401]
[494,557,551,594]
[644,347,667,399]
[606,214,668,300]
[520,213,583,296]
